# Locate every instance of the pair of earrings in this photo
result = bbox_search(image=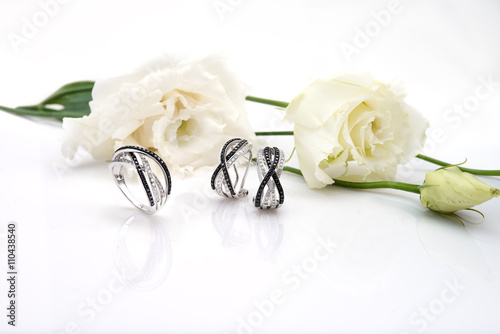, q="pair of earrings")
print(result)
[108,139,285,215]
[210,138,285,210]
